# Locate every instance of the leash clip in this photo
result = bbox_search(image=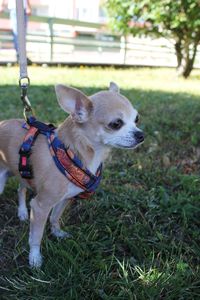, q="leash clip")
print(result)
[19,77,35,120]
